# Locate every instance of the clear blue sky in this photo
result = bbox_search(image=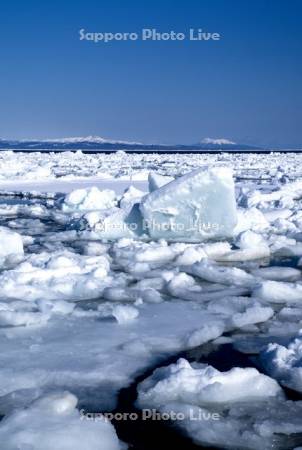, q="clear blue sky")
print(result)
[0,0,301,147]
